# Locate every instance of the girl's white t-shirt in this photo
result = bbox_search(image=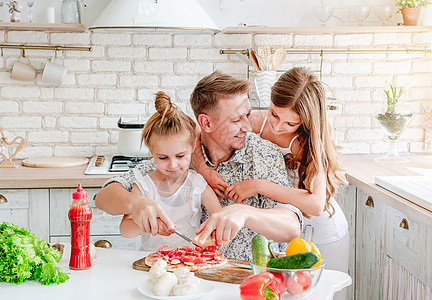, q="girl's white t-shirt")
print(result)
[259,115,348,245]
[132,169,207,252]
